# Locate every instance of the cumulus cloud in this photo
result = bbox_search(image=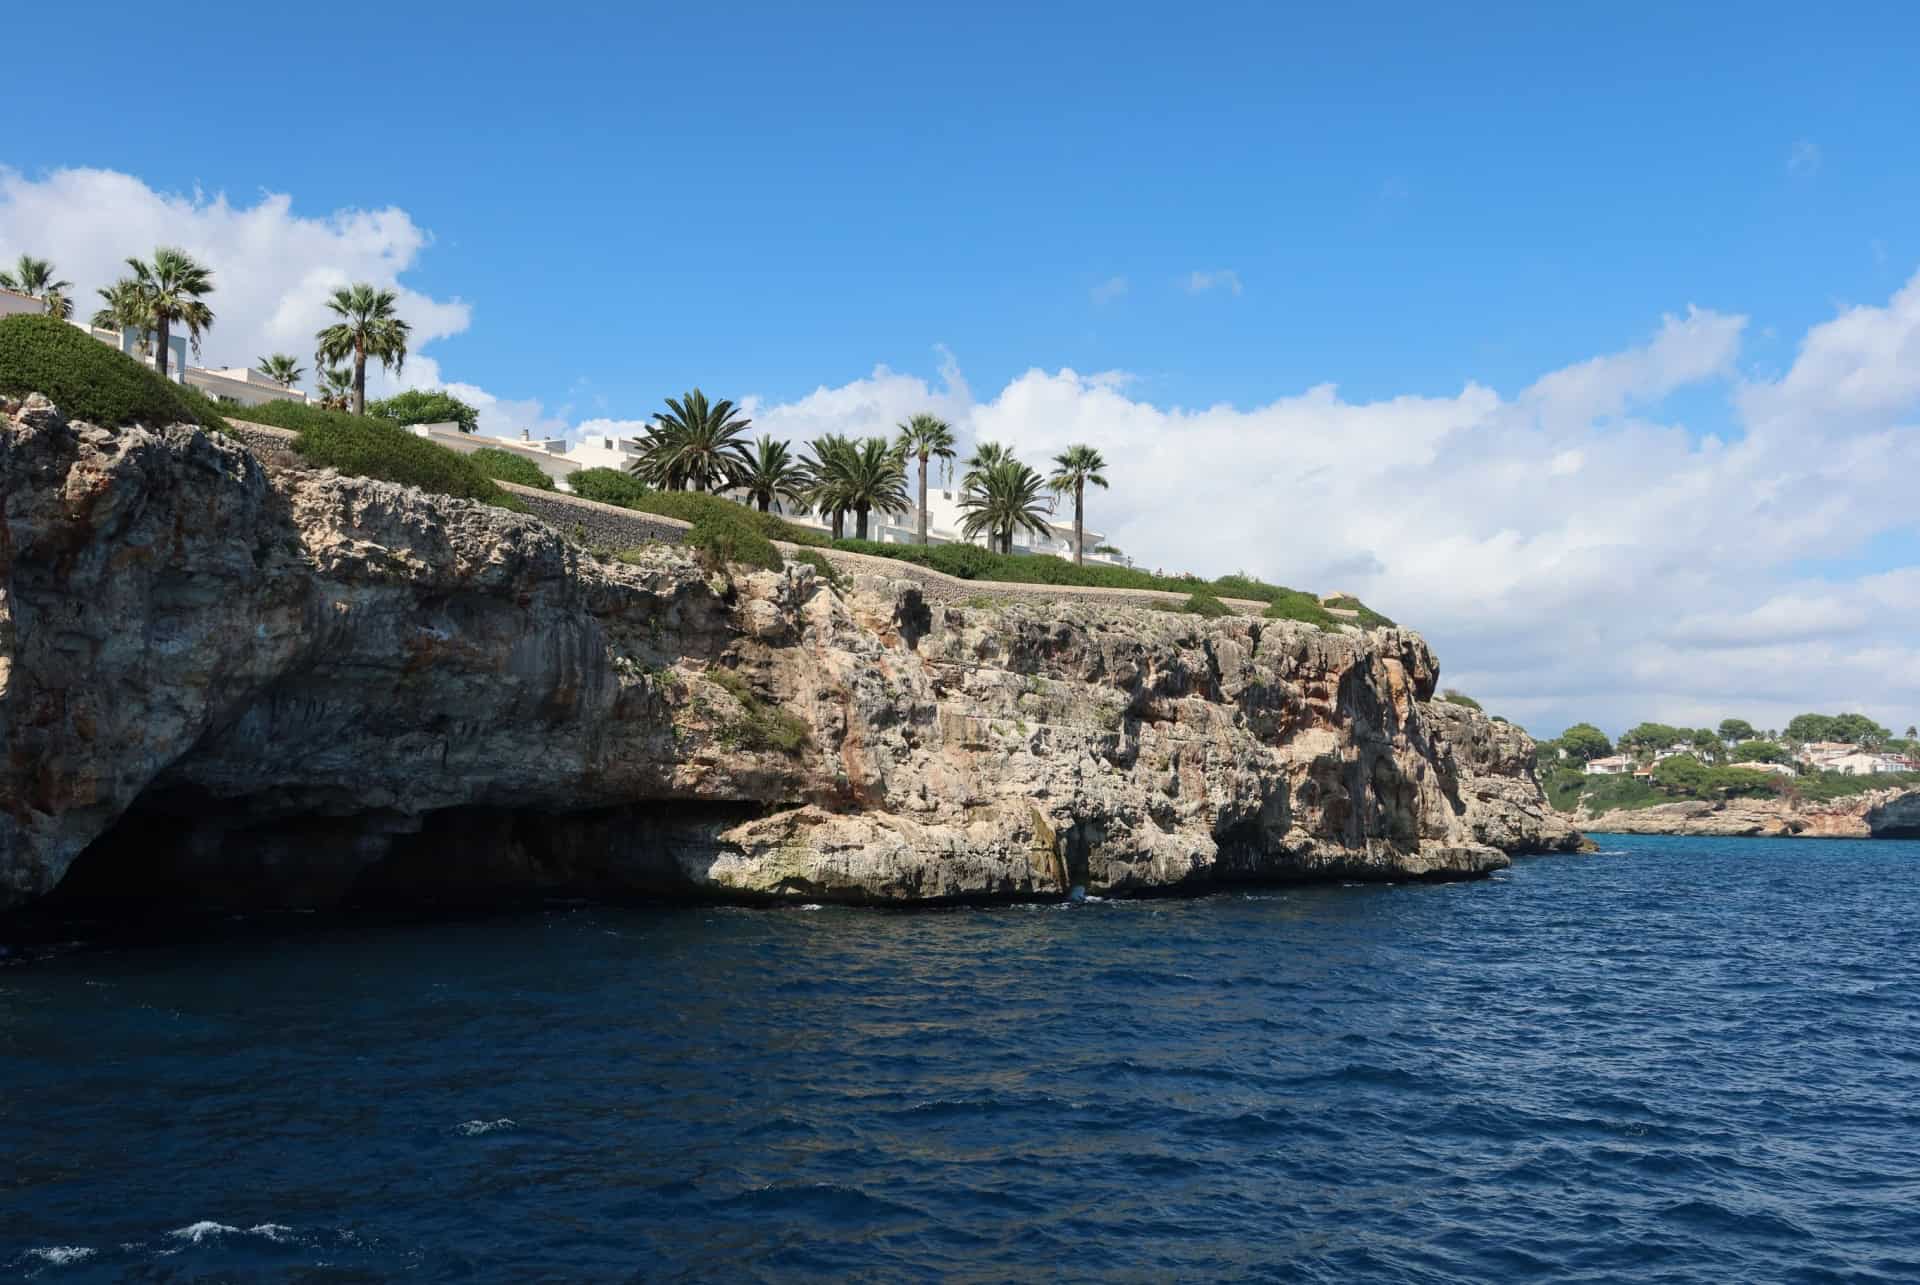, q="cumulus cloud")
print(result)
[1184,269,1242,296]
[741,281,1920,738]
[0,167,469,393]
